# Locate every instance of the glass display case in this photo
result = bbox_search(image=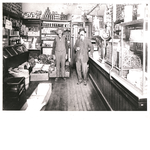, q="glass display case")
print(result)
[120,18,148,94]
[93,4,148,96]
